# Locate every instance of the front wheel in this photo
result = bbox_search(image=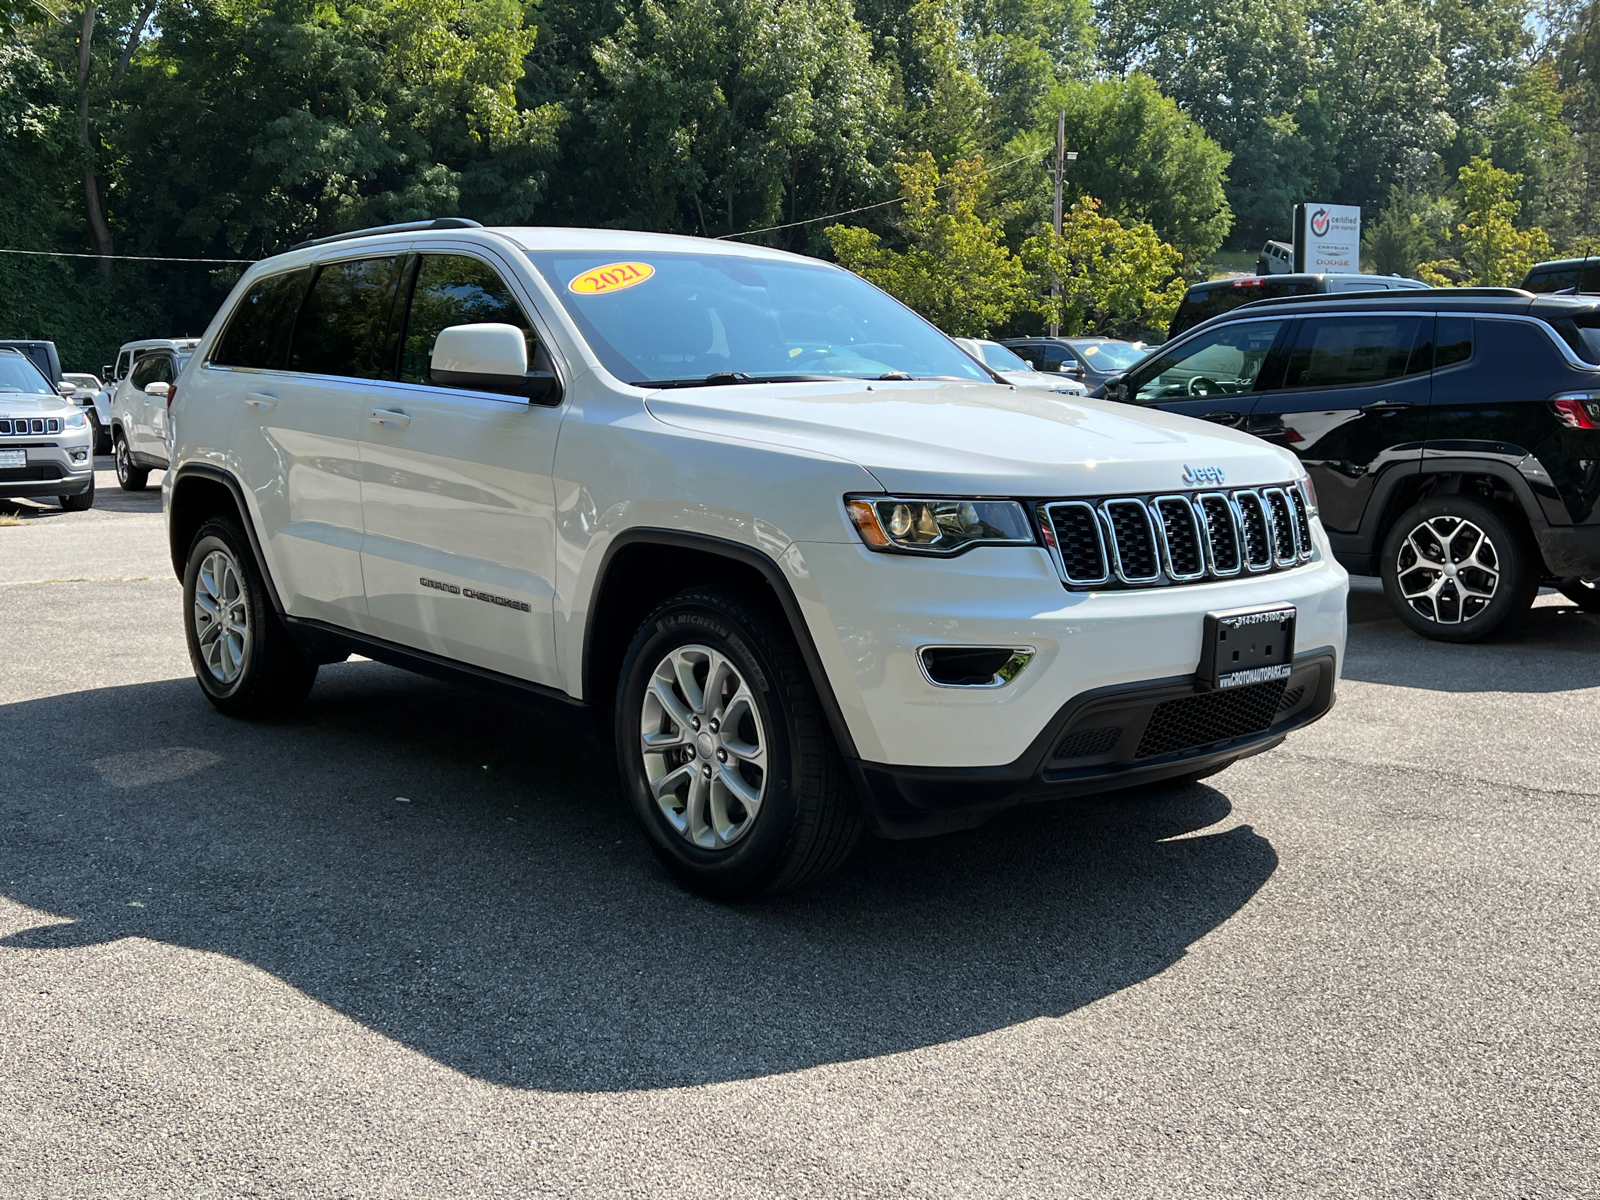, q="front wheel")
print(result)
[183,517,317,717]
[114,433,148,491]
[58,480,94,512]
[1380,496,1537,642]
[615,588,862,898]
